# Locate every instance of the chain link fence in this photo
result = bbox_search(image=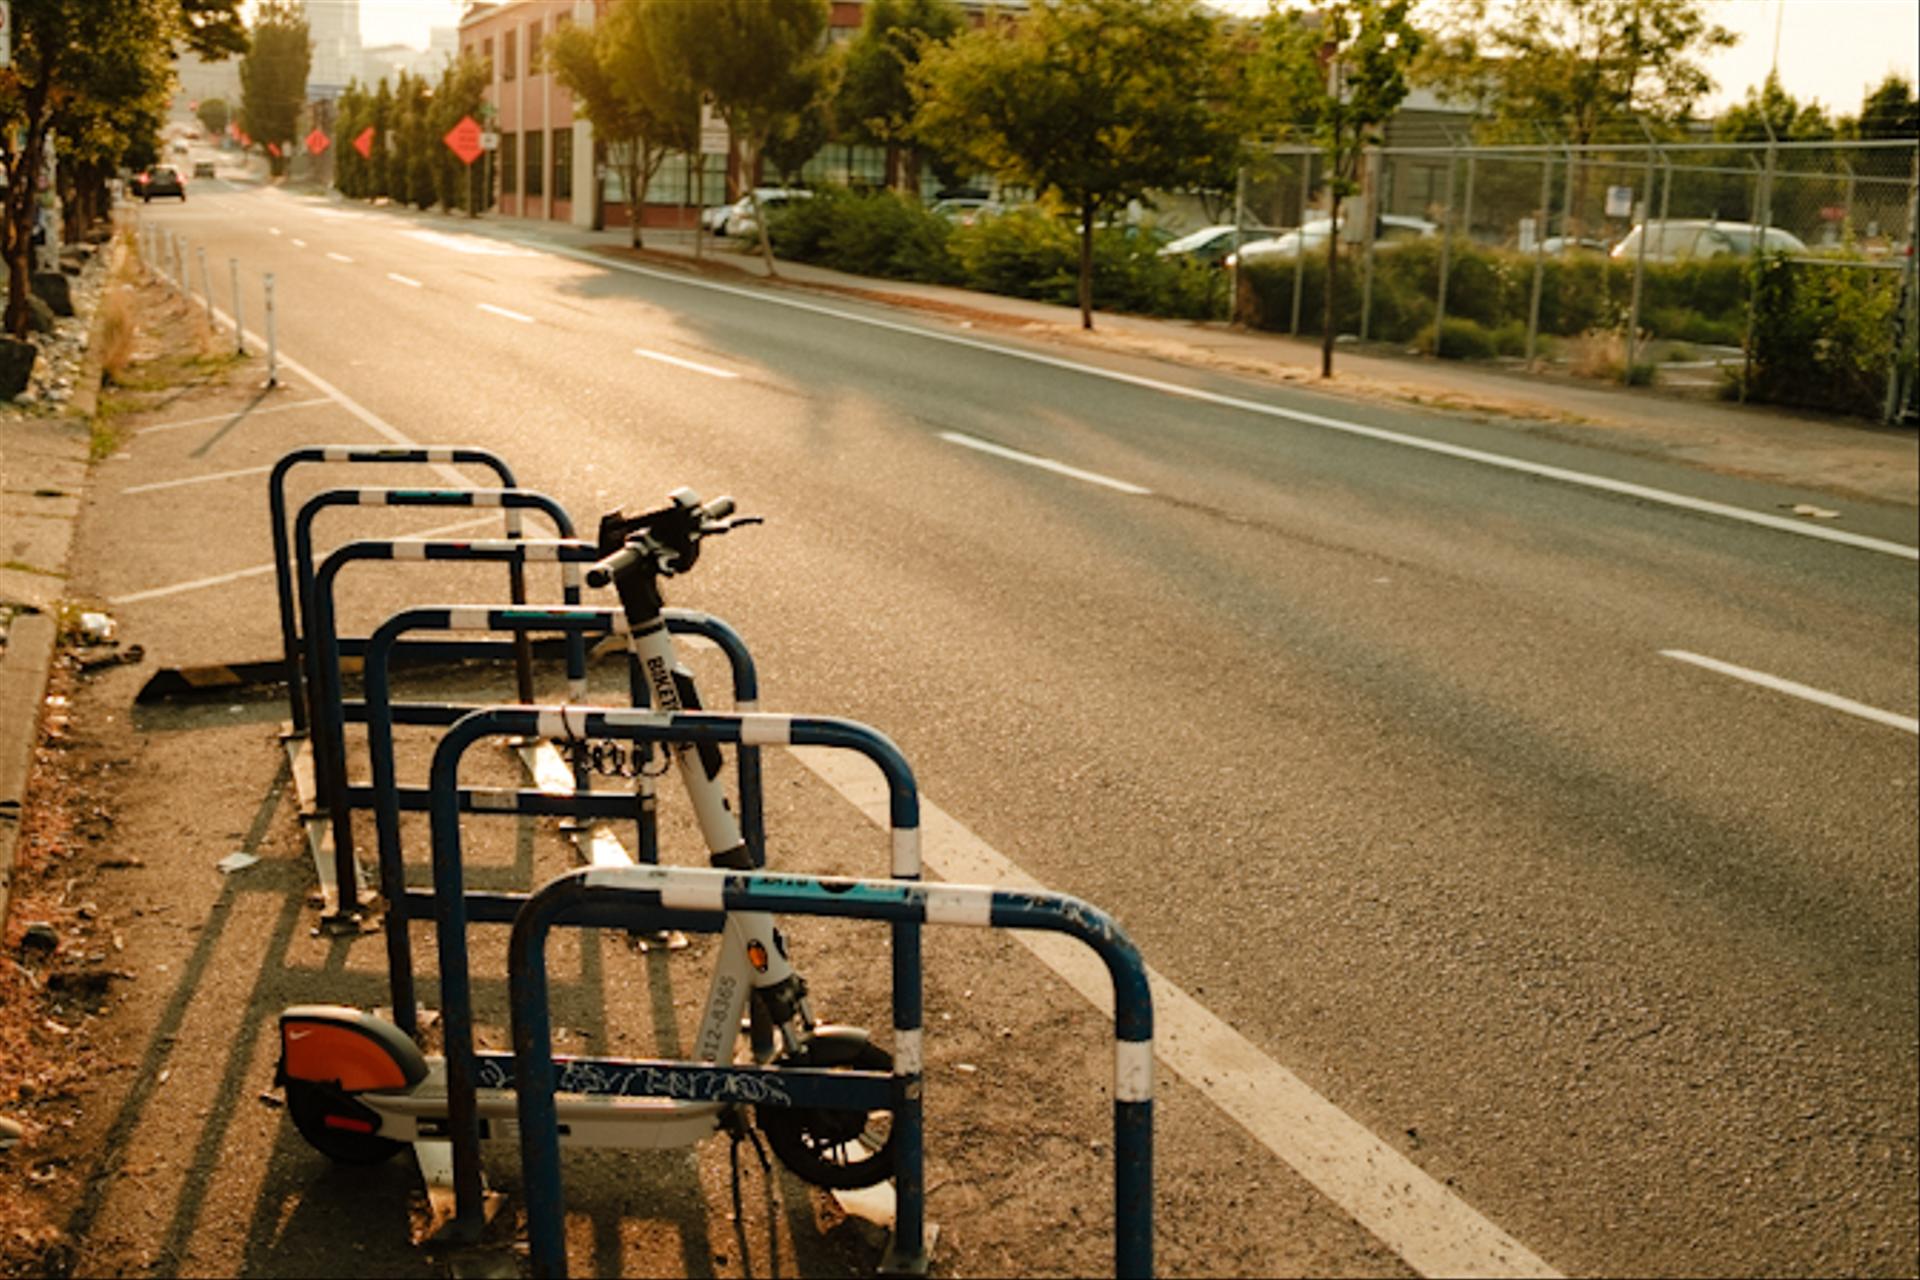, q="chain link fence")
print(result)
[1232,136,1920,422]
